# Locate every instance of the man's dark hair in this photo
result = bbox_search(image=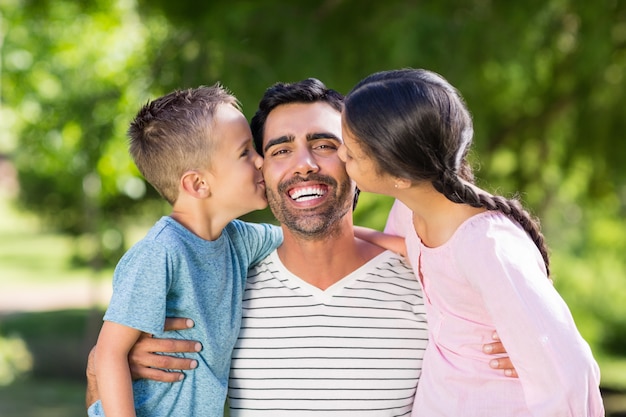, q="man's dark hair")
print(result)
[250,78,344,155]
[250,78,360,209]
